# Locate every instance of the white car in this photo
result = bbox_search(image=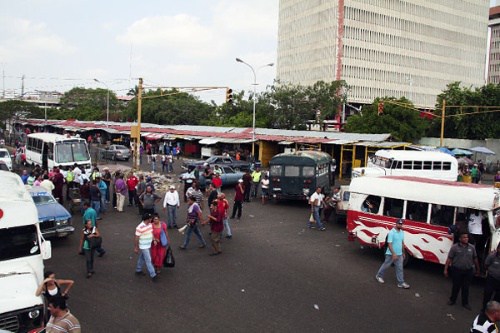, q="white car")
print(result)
[0,148,12,171]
